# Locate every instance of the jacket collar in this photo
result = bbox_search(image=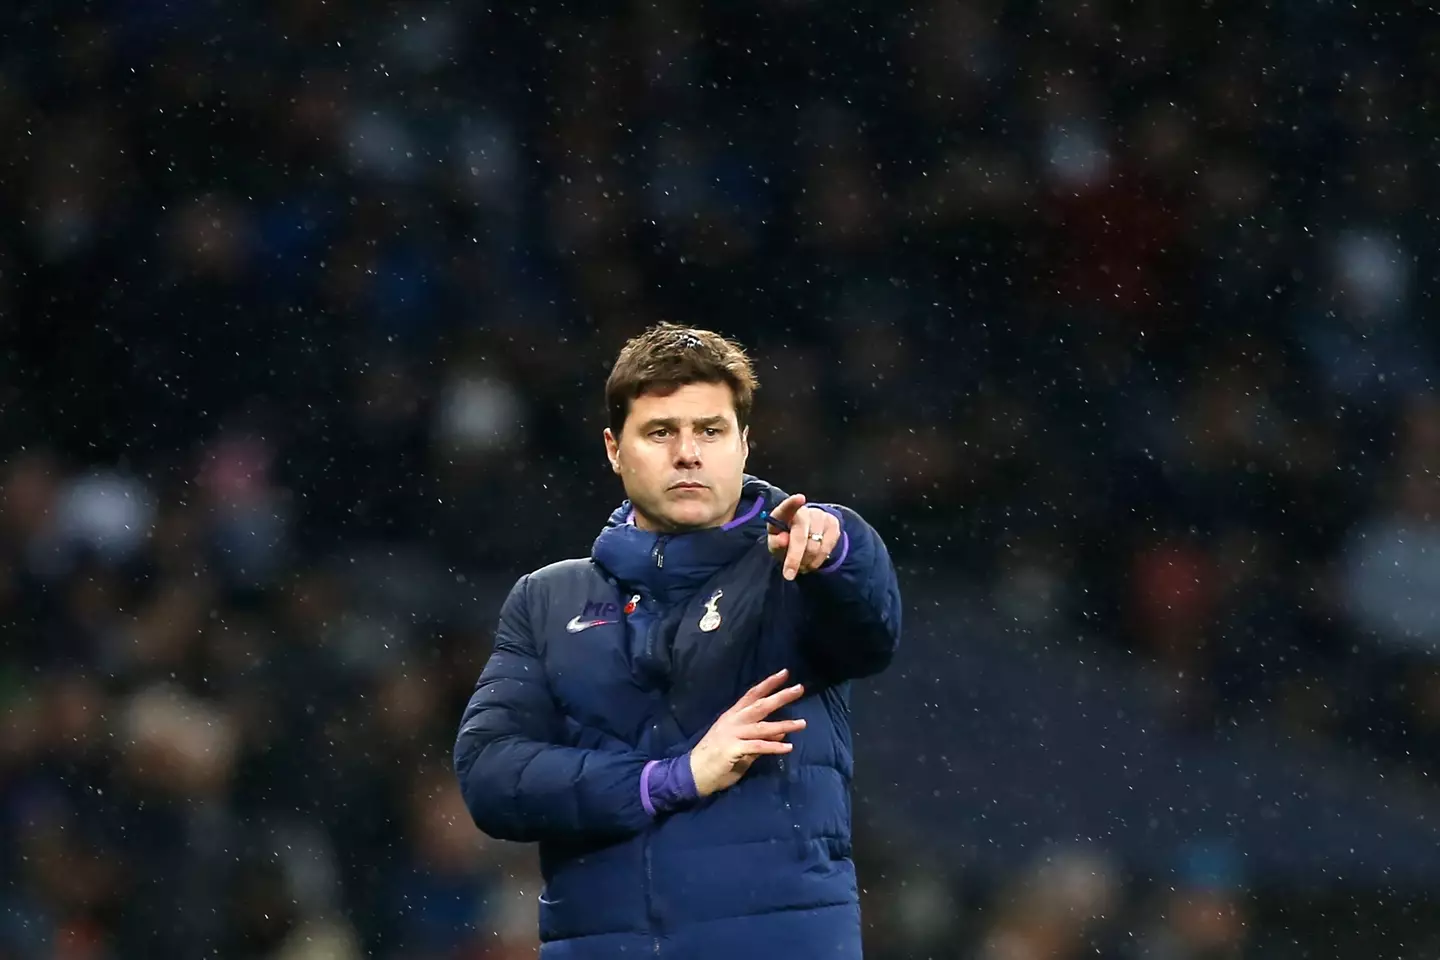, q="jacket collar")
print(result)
[591,474,785,604]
